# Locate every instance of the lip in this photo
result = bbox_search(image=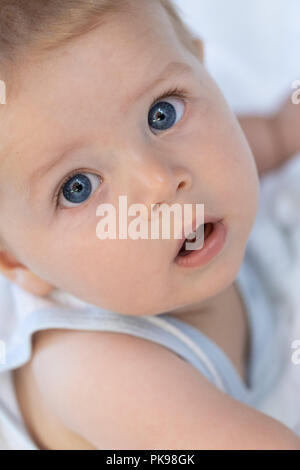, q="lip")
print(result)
[175,215,222,258]
[174,220,227,269]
